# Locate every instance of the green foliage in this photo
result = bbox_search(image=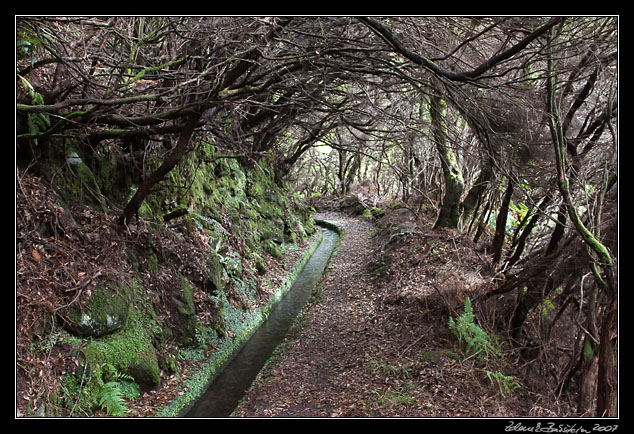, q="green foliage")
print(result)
[18,75,50,143]
[448,299,522,397]
[370,357,410,379]
[539,297,555,317]
[96,364,137,417]
[372,386,416,407]
[97,382,128,416]
[83,302,162,393]
[17,23,49,63]
[448,297,502,362]
[509,201,529,229]
[486,370,522,397]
